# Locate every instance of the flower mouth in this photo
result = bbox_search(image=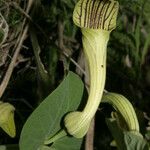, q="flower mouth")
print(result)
[73,0,119,31]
